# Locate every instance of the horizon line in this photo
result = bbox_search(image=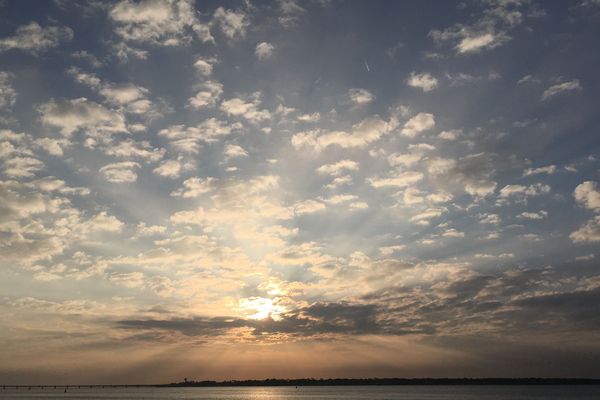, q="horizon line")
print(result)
[4,377,600,388]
